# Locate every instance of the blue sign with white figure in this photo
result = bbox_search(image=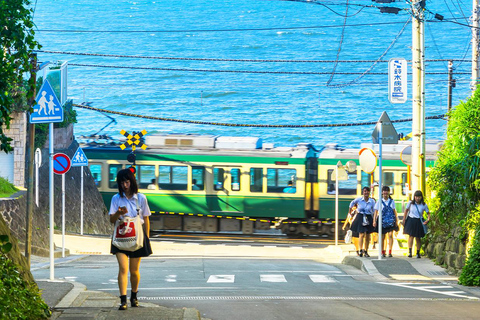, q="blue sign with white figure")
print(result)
[30,80,64,123]
[71,147,89,167]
